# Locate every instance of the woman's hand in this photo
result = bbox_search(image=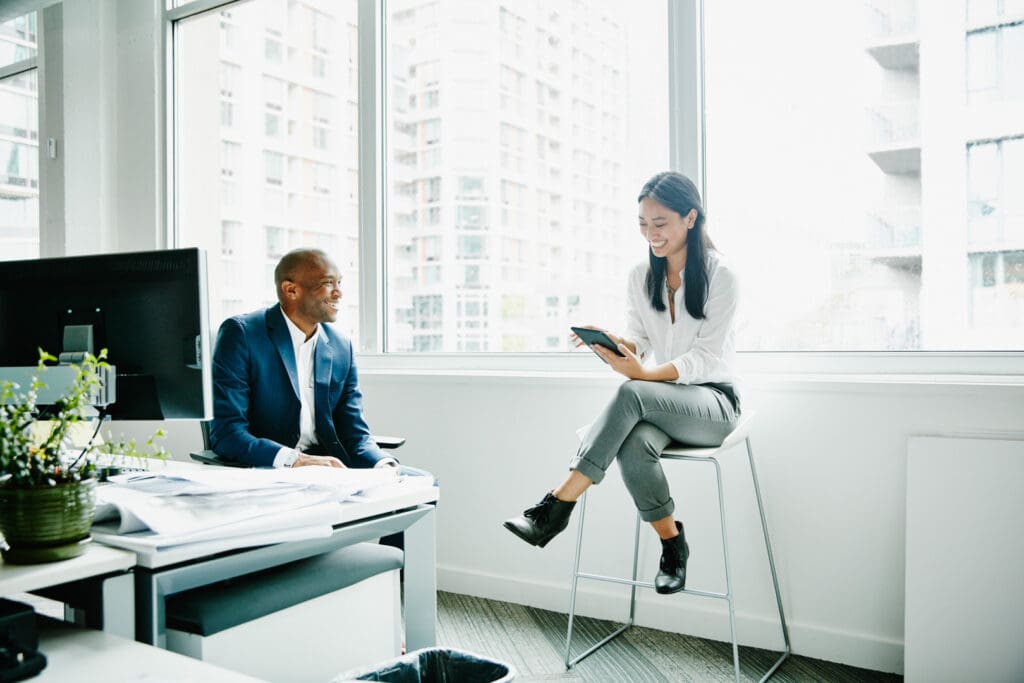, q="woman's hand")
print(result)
[592,343,648,380]
[569,325,632,352]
